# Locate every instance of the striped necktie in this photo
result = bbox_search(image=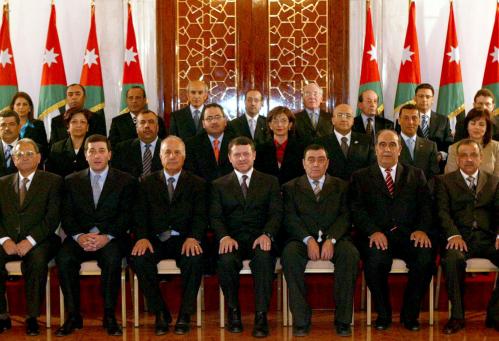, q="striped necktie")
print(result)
[385,168,394,196]
[142,144,152,176]
[421,114,429,138]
